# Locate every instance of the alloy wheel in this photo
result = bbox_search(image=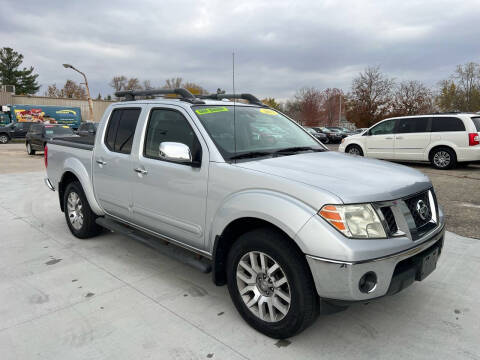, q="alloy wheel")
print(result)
[0,135,8,144]
[348,147,360,155]
[236,251,291,322]
[433,151,450,168]
[67,191,84,230]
